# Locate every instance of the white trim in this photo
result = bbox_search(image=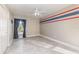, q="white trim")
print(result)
[8,39,13,47]
[27,34,40,37]
[40,34,79,51]
[53,46,77,54]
